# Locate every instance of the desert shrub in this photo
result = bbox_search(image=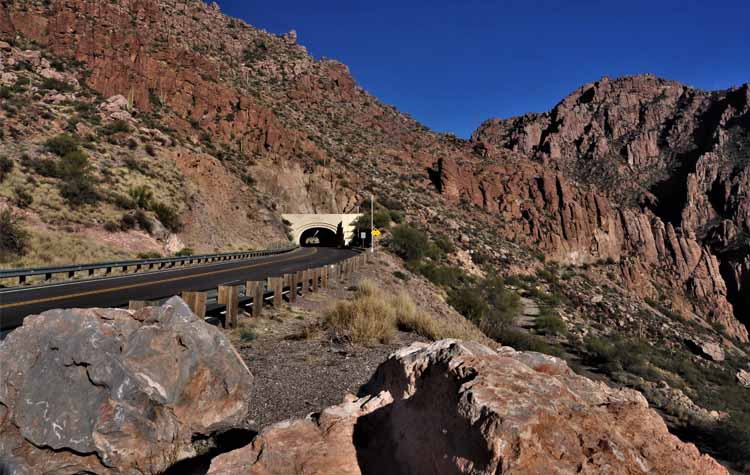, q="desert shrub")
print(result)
[145,144,156,156]
[120,213,137,230]
[151,201,181,232]
[111,192,136,210]
[123,156,149,174]
[489,326,563,356]
[392,270,409,281]
[56,150,98,205]
[389,210,404,224]
[433,235,455,255]
[134,209,152,233]
[412,261,465,287]
[390,224,428,261]
[175,247,194,256]
[26,156,59,177]
[390,291,458,341]
[137,251,161,259]
[448,287,489,323]
[44,133,79,156]
[239,327,257,342]
[355,278,377,298]
[535,309,567,336]
[100,119,131,136]
[128,186,153,209]
[0,156,13,182]
[0,208,29,260]
[12,187,33,208]
[325,295,396,345]
[40,77,73,92]
[481,275,521,325]
[103,220,121,232]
